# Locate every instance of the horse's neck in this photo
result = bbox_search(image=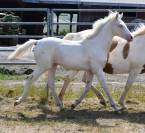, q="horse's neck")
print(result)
[85,23,113,53]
